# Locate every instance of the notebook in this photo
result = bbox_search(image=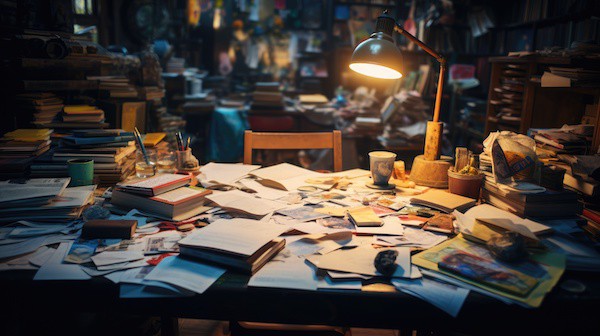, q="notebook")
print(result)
[410,190,477,213]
